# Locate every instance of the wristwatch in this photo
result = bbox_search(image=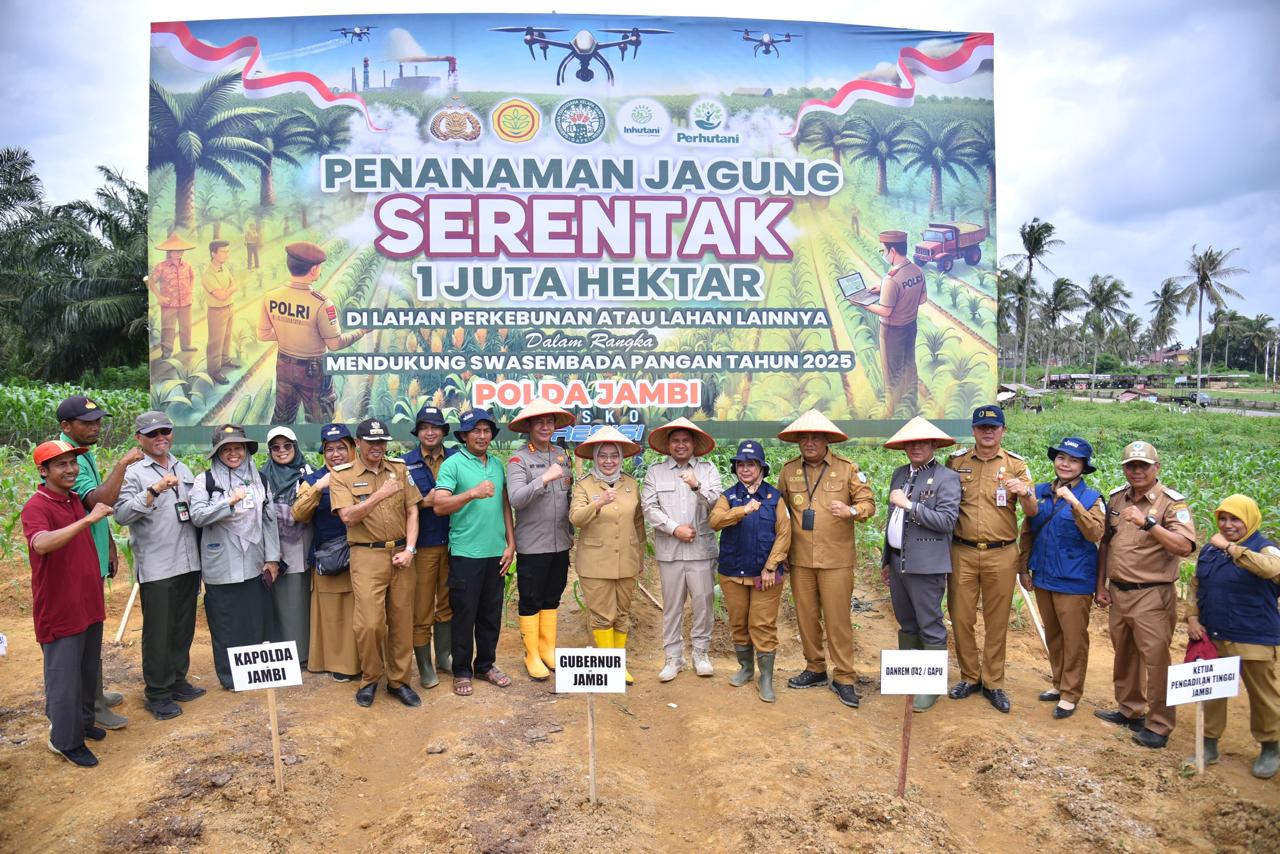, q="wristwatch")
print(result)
[1141,515,1158,531]
[406,546,417,555]
[147,485,160,498]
